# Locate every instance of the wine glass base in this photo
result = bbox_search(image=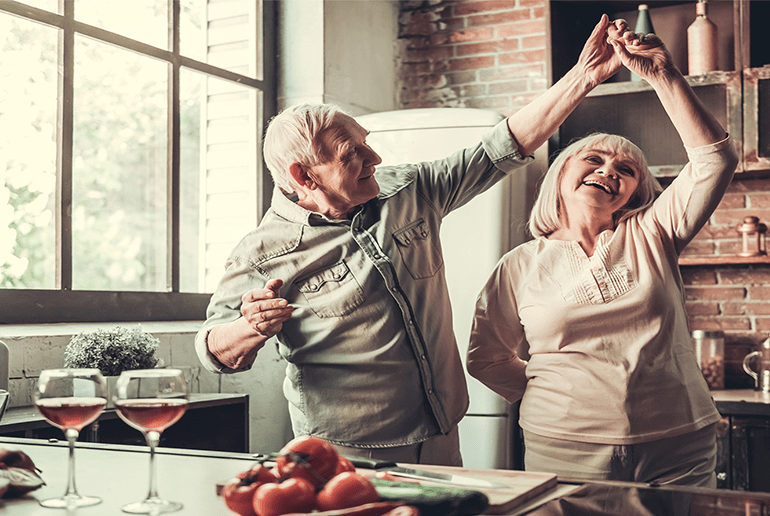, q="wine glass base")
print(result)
[39,494,102,508]
[122,497,183,514]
